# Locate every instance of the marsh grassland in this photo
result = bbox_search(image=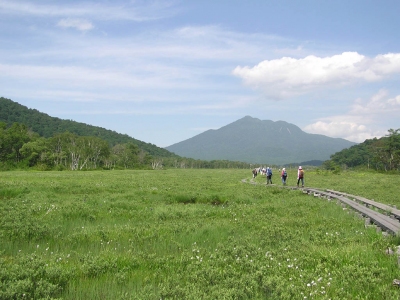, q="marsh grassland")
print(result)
[1,169,400,299]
